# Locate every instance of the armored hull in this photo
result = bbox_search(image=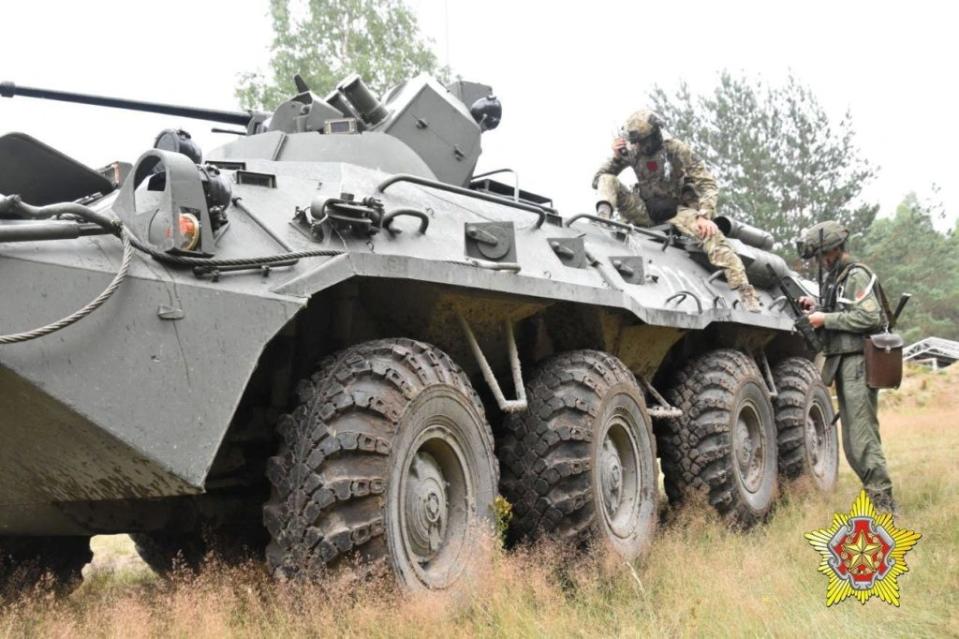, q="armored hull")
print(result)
[0,73,835,591]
